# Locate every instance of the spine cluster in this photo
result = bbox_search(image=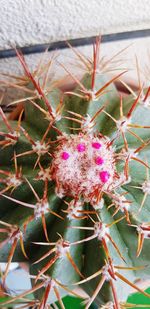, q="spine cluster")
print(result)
[0,38,150,309]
